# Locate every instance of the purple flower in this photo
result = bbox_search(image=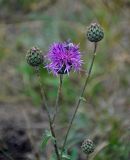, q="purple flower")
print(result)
[45,41,82,75]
